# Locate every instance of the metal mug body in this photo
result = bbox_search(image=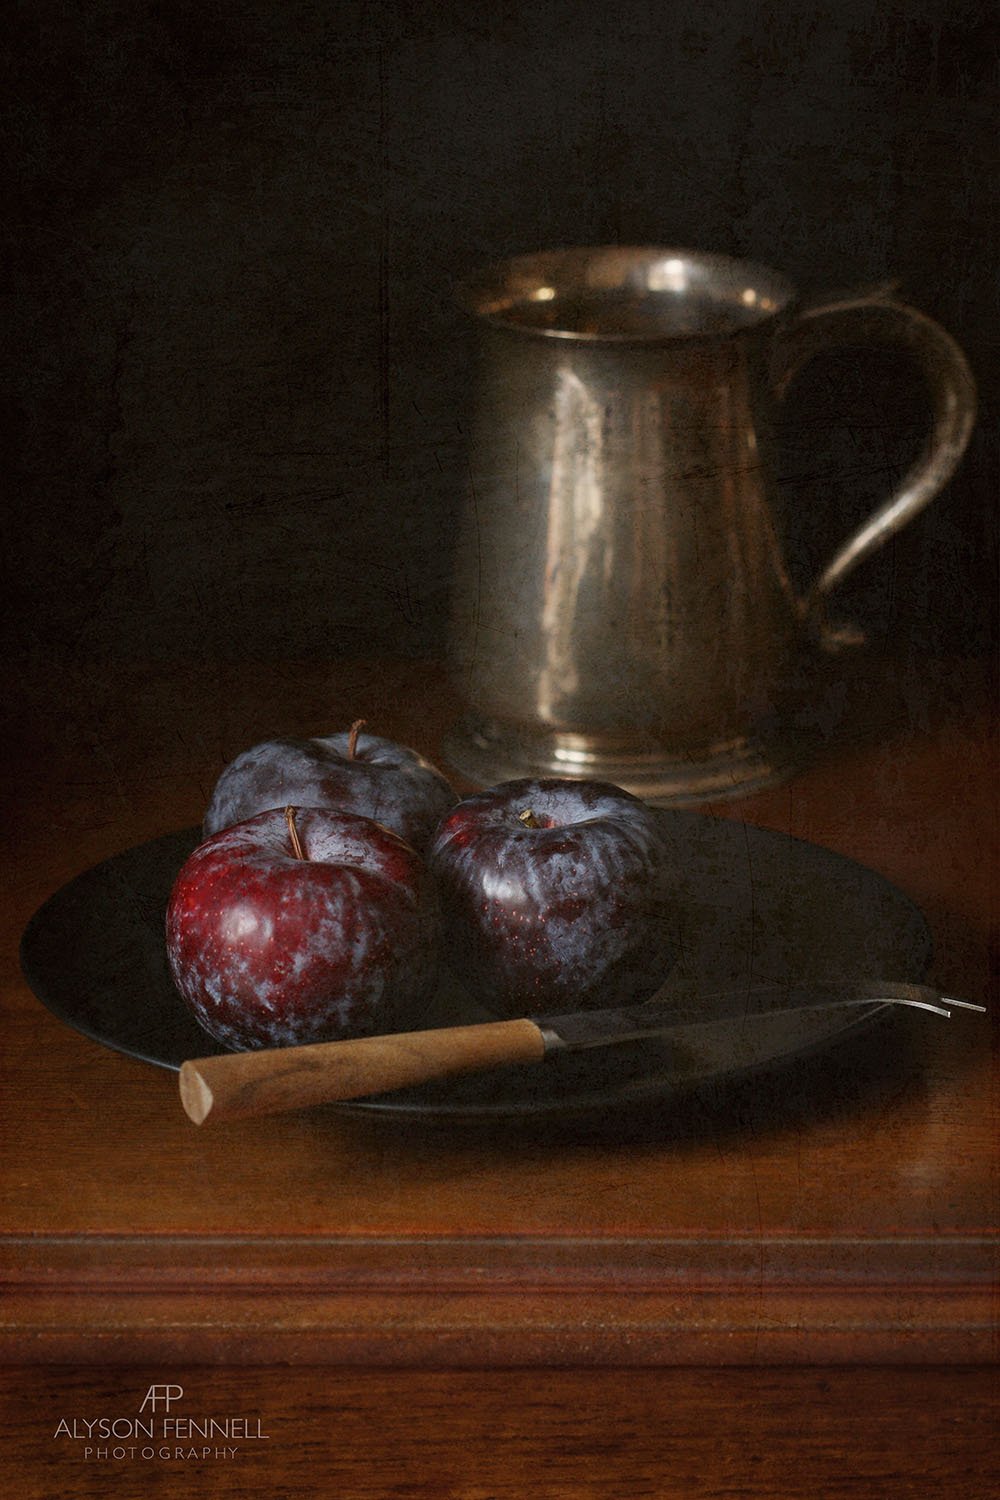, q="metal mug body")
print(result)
[444,247,976,801]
